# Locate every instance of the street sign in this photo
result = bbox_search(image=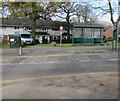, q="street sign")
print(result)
[60,26,63,30]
